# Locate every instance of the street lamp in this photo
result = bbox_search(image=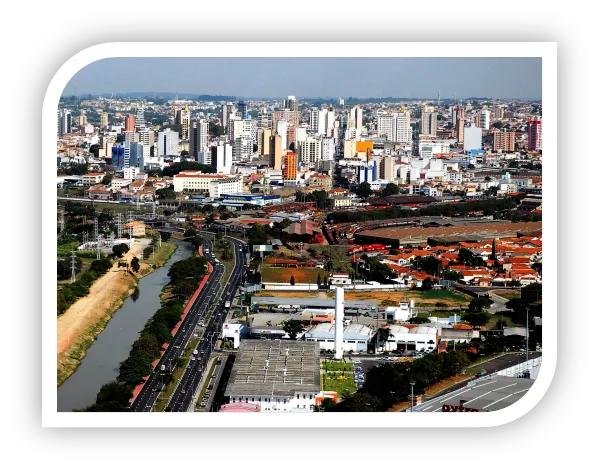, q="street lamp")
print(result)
[410,381,415,412]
